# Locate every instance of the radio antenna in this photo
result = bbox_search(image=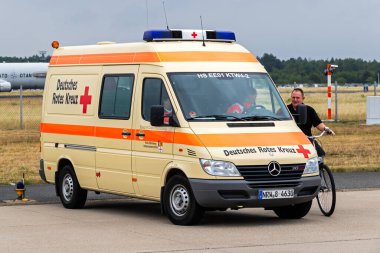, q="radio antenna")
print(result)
[162,1,169,30]
[200,16,206,47]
